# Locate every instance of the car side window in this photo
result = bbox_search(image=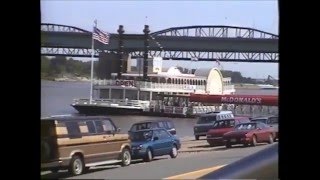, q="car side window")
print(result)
[65,121,82,138]
[94,120,105,134]
[86,121,96,134]
[102,120,116,134]
[153,130,160,139]
[158,122,165,128]
[166,121,174,129]
[159,129,171,139]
